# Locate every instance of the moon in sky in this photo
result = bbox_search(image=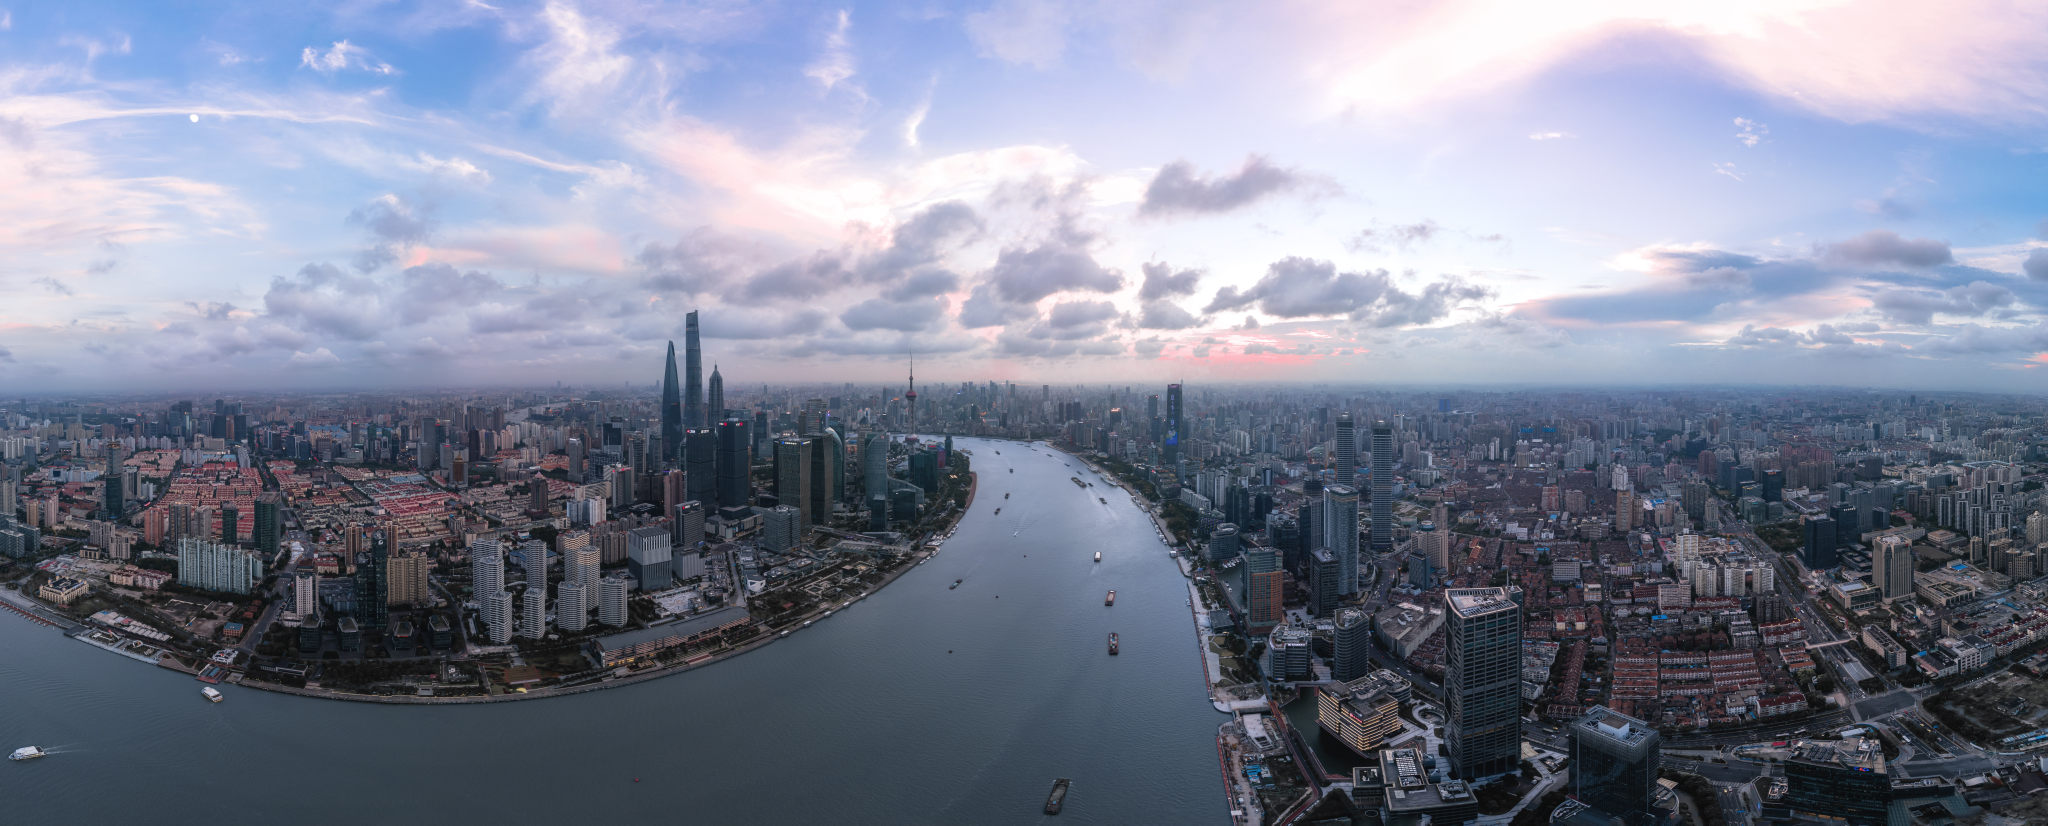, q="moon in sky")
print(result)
[189,114,199,122]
